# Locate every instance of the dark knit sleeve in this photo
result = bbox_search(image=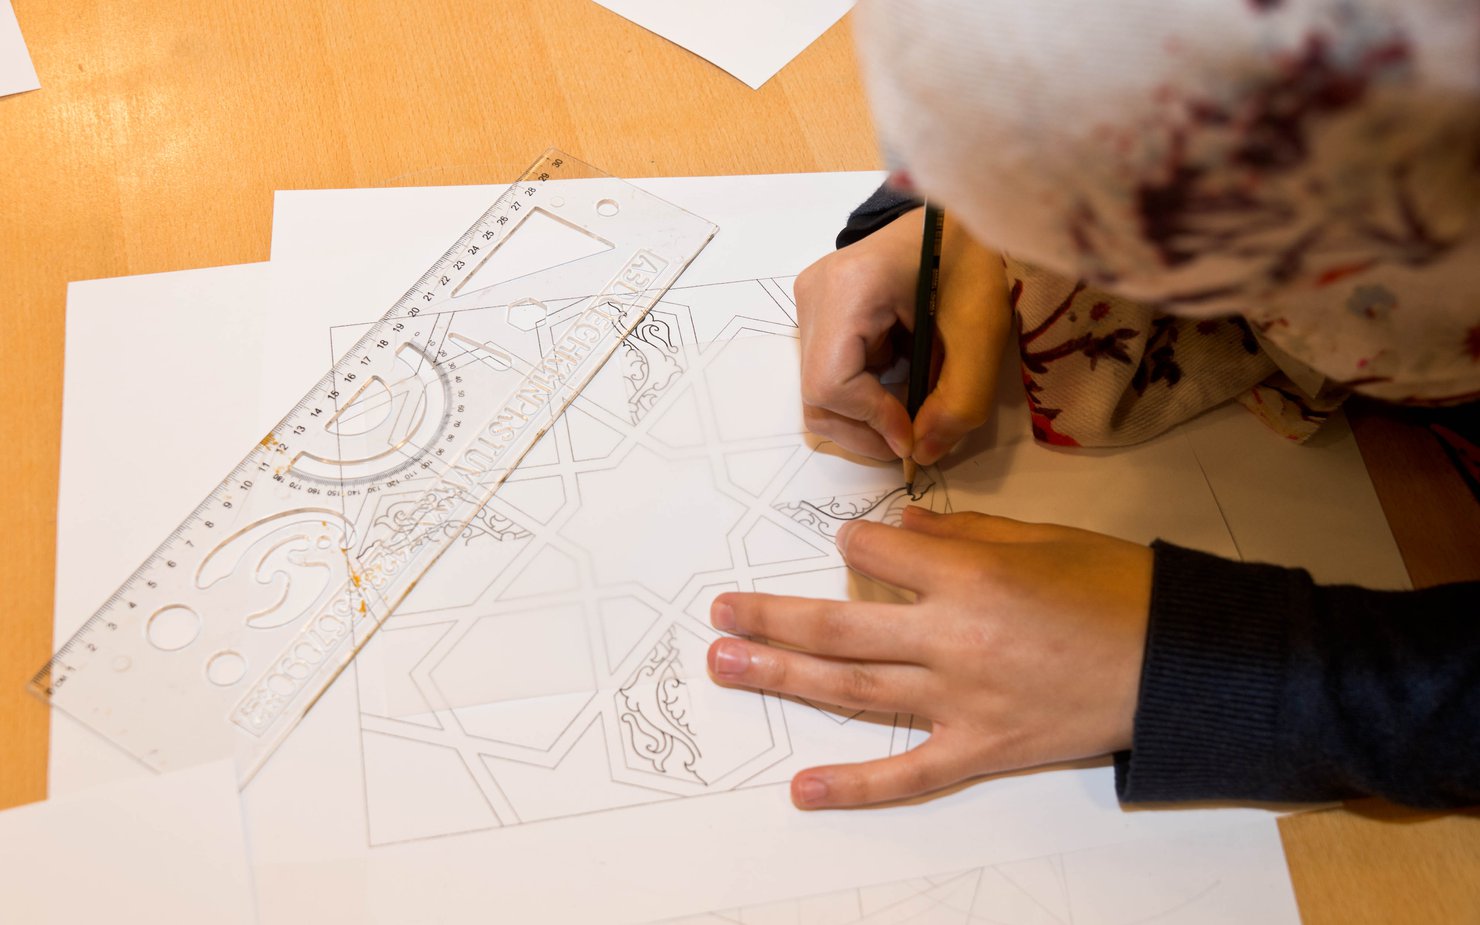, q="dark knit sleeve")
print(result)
[1115,541,1480,807]
[835,184,921,249]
